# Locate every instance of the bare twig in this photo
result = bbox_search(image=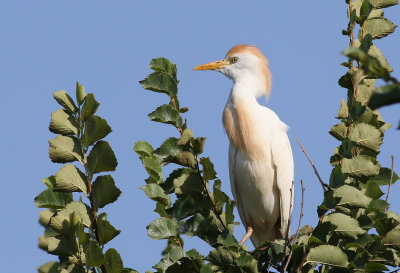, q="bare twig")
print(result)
[283,180,305,272]
[296,138,326,192]
[385,155,395,212]
[281,181,295,273]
